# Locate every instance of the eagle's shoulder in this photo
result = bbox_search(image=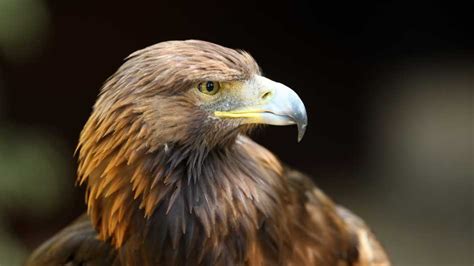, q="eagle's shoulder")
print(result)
[335,206,391,266]
[25,214,116,266]
[284,168,390,266]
